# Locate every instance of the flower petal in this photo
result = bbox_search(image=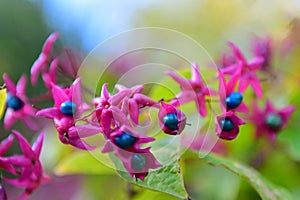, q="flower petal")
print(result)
[128,99,139,124]
[4,109,18,130]
[16,75,27,97]
[42,32,59,55]
[36,108,60,119]
[3,73,16,95]
[0,135,14,156]
[30,53,48,85]
[12,130,35,160]
[110,106,131,127]
[32,132,45,157]
[51,84,69,107]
